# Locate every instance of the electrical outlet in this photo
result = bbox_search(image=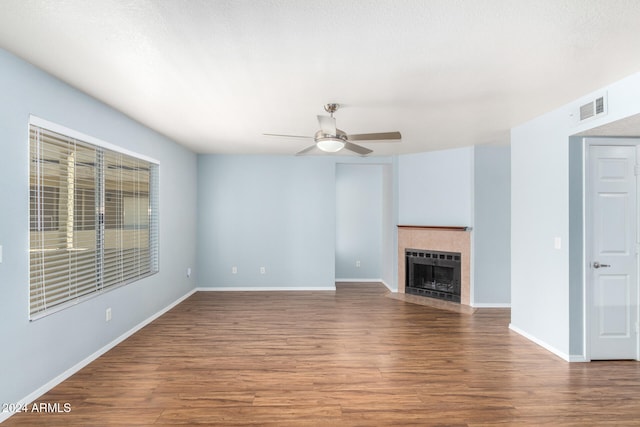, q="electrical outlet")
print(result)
[232,266,237,274]
[260,266,266,274]
[105,307,112,322]
[356,260,361,268]
[0,245,3,263]
[187,267,192,278]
